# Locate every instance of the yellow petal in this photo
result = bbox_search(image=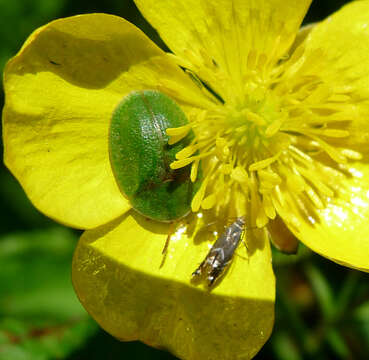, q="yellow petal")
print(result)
[135,0,311,103]
[273,1,369,270]
[72,212,275,360]
[292,1,369,153]
[3,14,208,229]
[278,162,369,272]
[289,22,317,56]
